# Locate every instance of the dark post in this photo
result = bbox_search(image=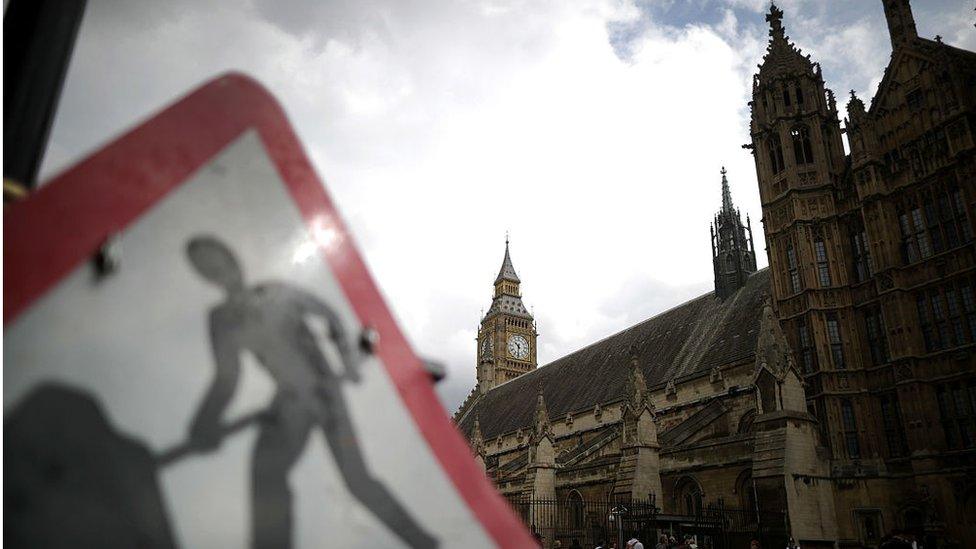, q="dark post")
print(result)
[4,0,87,189]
